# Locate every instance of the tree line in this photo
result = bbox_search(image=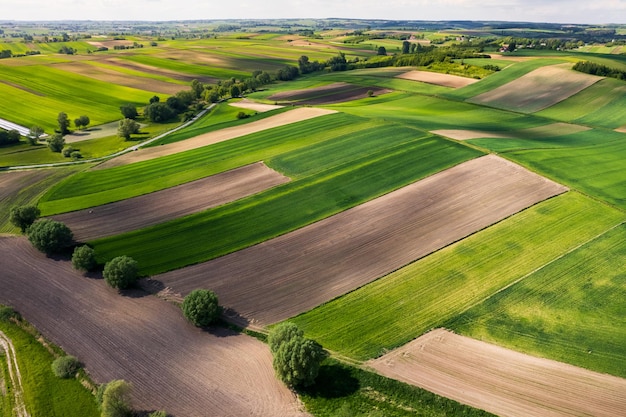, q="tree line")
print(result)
[573,60,626,81]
